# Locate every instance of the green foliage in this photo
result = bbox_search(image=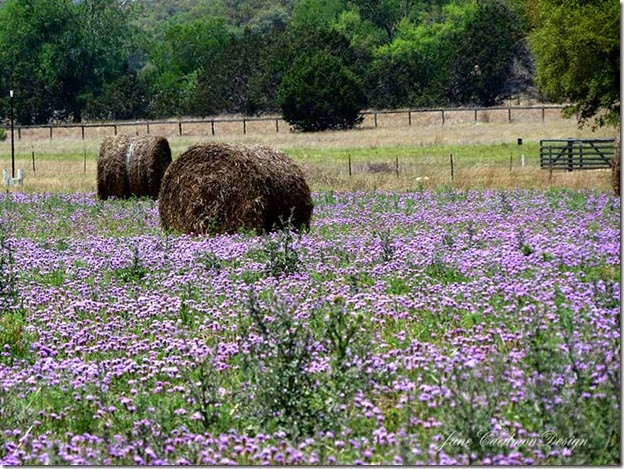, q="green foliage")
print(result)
[350,0,424,41]
[291,0,348,29]
[113,242,149,283]
[262,228,301,277]
[142,17,234,117]
[239,291,328,437]
[0,311,33,365]
[526,0,620,127]
[446,0,530,106]
[0,223,19,313]
[278,52,366,131]
[235,291,373,439]
[366,1,473,108]
[3,0,611,123]
[375,228,396,262]
[0,0,138,124]
[193,29,279,115]
[84,71,148,120]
